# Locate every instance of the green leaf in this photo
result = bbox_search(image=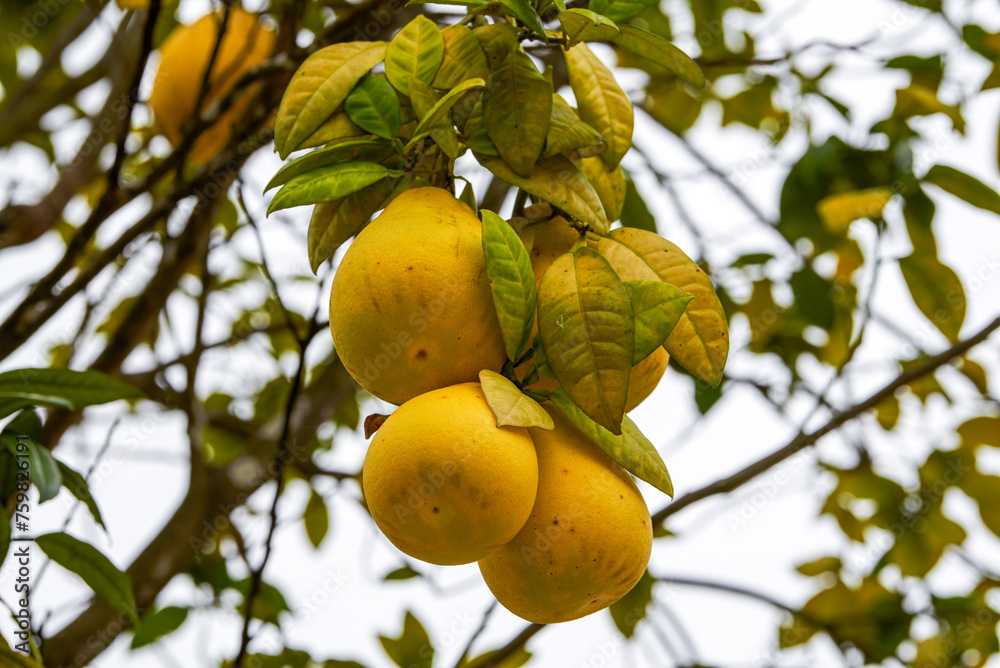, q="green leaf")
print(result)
[620,178,657,233]
[899,251,966,342]
[558,9,619,47]
[464,647,532,668]
[481,210,538,360]
[345,75,401,139]
[275,41,388,158]
[598,229,729,387]
[543,94,607,159]
[0,647,43,668]
[789,265,835,329]
[485,48,553,178]
[267,161,396,215]
[796,556,842,577]
[550,389,673,495]
[497,0,546,35]
[623,280,692,364]
[459,181,476,210]
[131,606,189,649]
[612,26,705,87]
[589,0,658,21]
[383,565,421,581]
[57,461,105,529]
[538,247,633,434]
[0,368,144,409]
[307,179,393,273]
[385,16,444,95]
[477,154,608,231]
[565,42,633,168]
[265,140,393,192]
[609,570,654,638]
[0,398,31,421]
[924,164,1000,215]
[303,488,329,549]
[2,410,61,503]
[380,611,433,668]
[434,25,489,89]
[478,370,554,430]
[0,506,9,570]
[410,78,486,145]
[36,532,137,622]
